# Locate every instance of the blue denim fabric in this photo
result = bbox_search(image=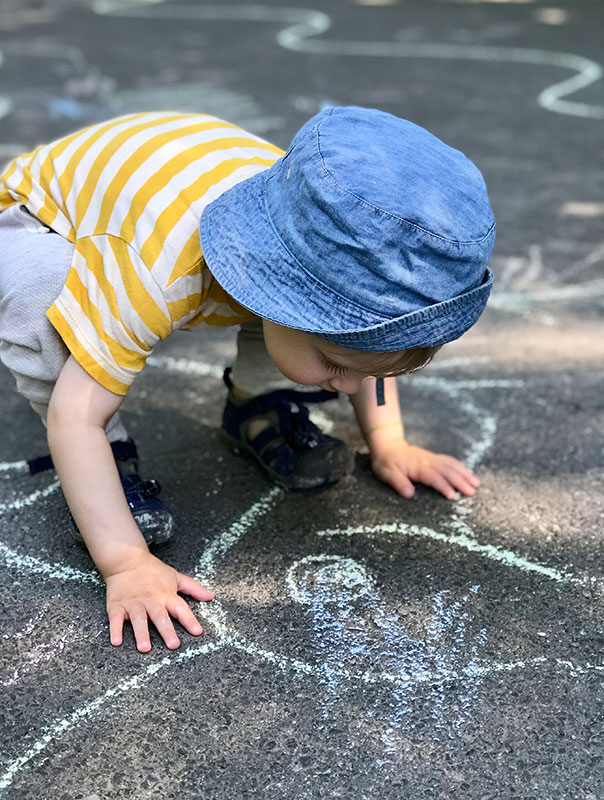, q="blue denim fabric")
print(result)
[199,106,495,352]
